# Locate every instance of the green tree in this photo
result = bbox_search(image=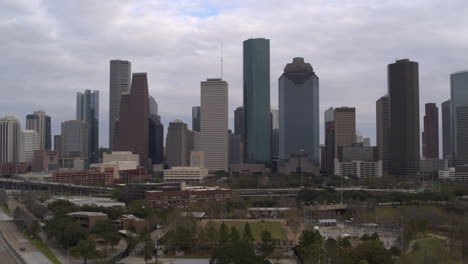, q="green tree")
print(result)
[90,219,120,250]
[211,240,268,264]
[128,200,152,219]
[229,226,240,241]
[168,226,194,250]
[45,215,88,248]
[206,223,219,247]
[29,220,41,239]
[0,189,7,207]
[242,222,254,242]
[70,238,98,264]
[219,222,229,243]
[299,230,323,248]
[260,230,274,255]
